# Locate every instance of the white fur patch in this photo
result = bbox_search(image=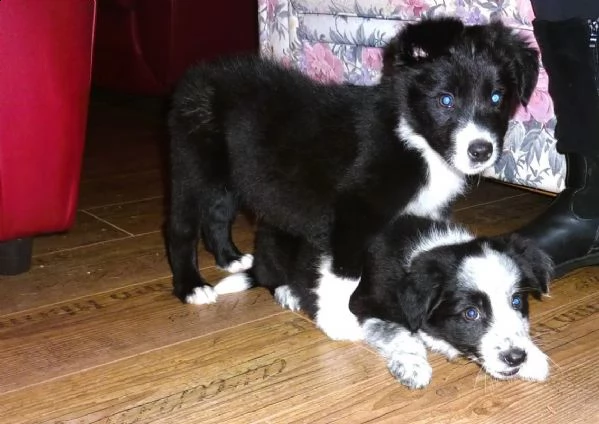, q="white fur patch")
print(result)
[452,121,498,175]
[412,47,429,59]
[274,285,302,311]
[186,286,218,305]
[363,318,432,389]
[214,273,252,295]
[313,257,363,341]
[397,119,466,219]
[222,254,254,273]
[406,223,474,266]
[419,331,461,360]
[459,245,549,380]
